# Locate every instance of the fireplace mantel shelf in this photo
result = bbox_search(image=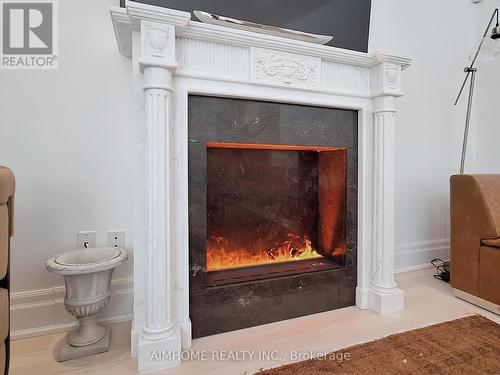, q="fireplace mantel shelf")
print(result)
[111,3,411,69]
[110,1,413,373]
[111,3,411,99]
